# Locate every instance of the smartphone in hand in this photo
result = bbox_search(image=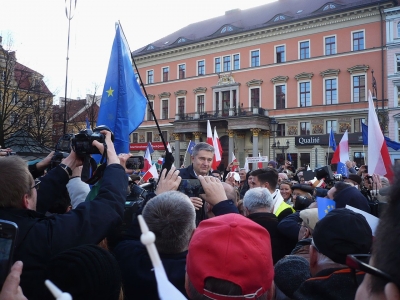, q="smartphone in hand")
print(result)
[0,220,18,286]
